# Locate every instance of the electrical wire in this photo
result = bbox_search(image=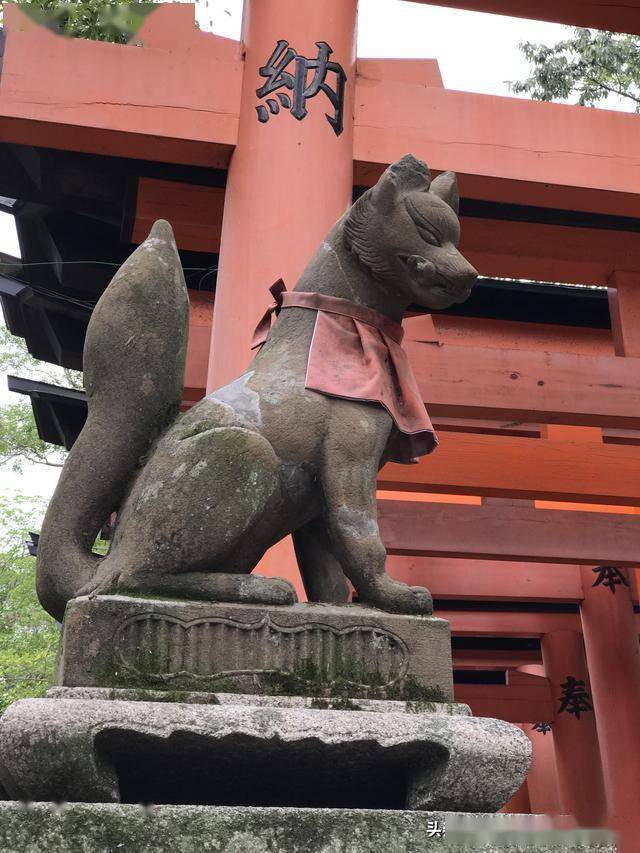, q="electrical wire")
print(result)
[1,260,214,271]
[0,259,219,308]
[195,268,218,290]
